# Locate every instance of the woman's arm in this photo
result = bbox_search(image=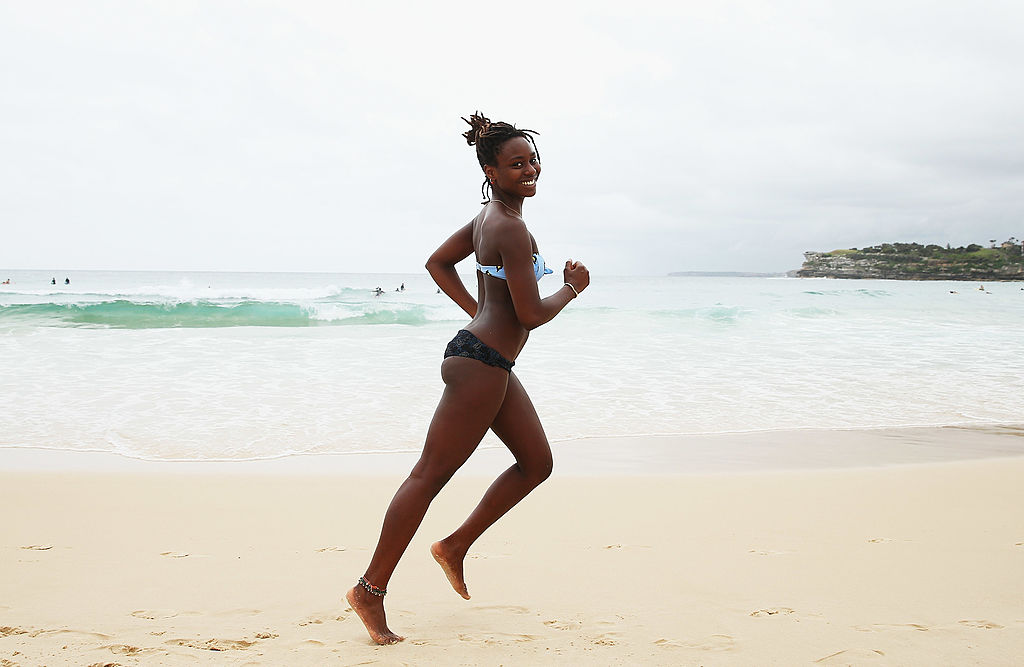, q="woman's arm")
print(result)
[498,220,589,330]
[425,221,477,317]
